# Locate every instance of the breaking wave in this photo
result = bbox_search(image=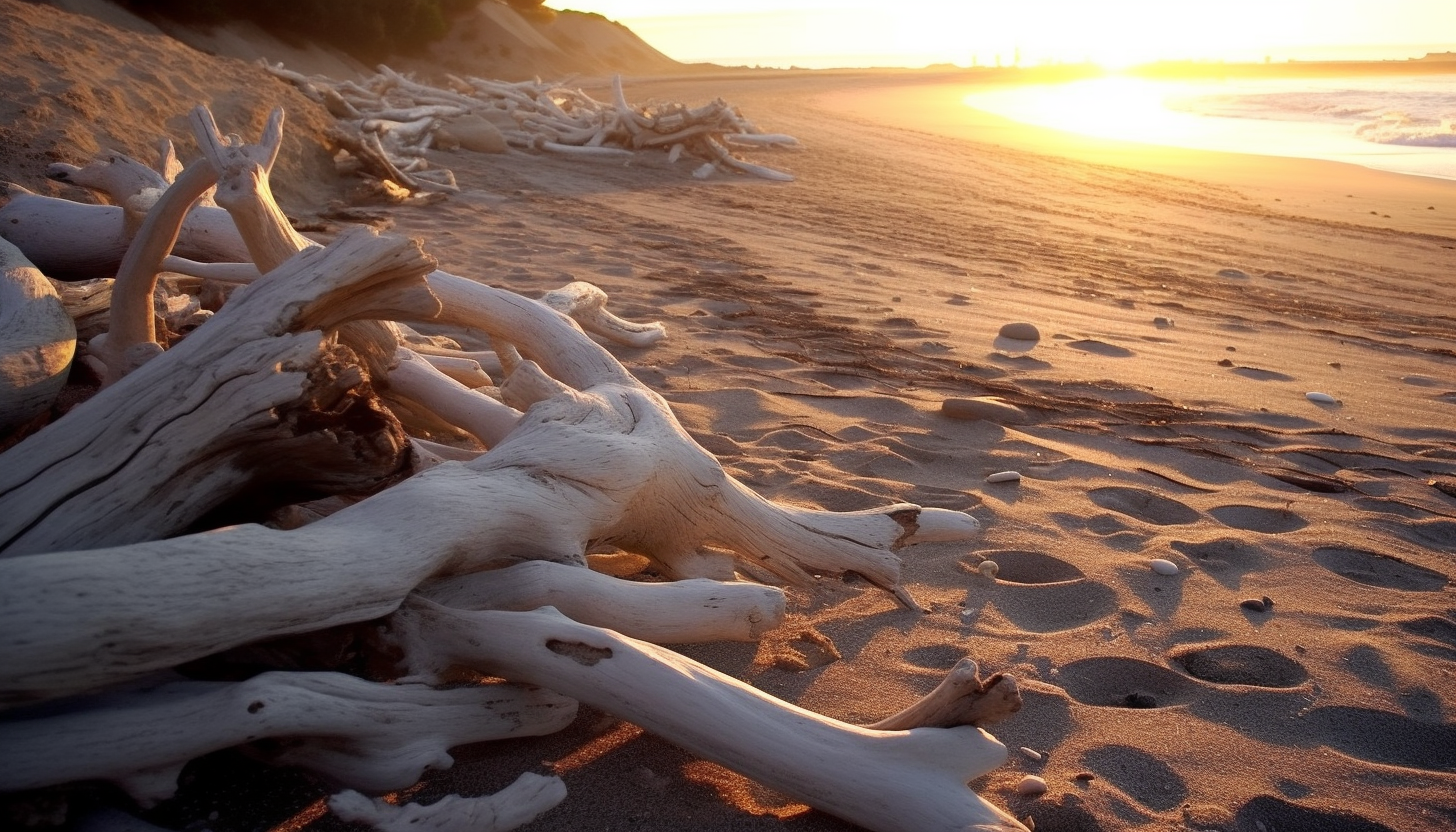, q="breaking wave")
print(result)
[1353,113,1456,147]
